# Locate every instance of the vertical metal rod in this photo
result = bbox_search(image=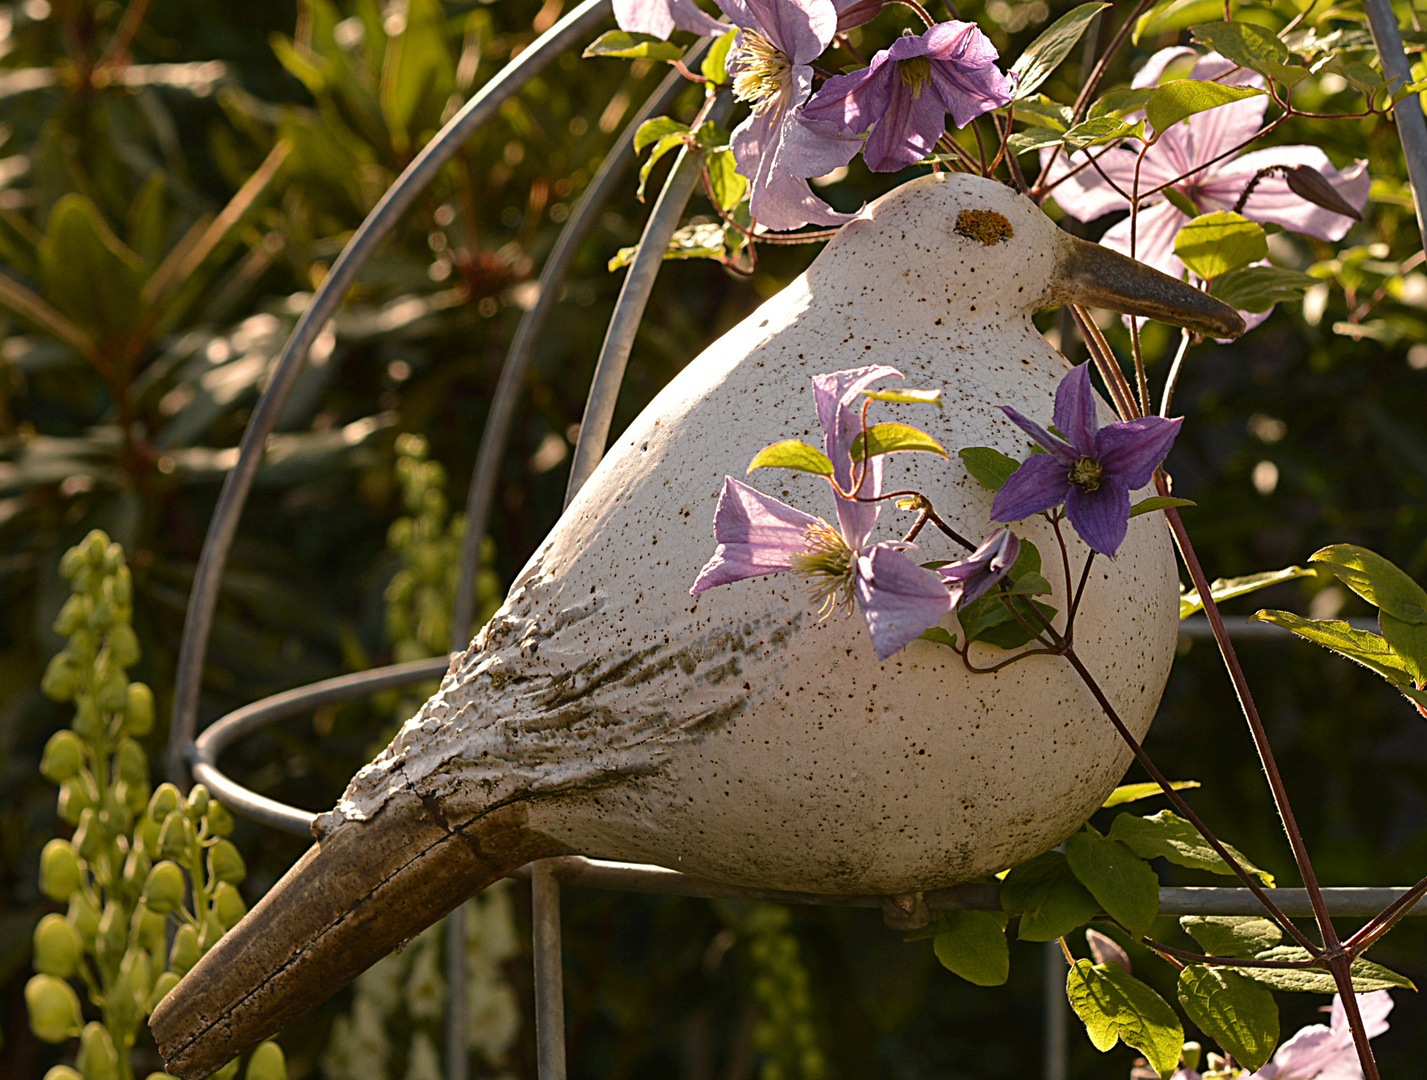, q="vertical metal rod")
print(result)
[532,862,568,1080]
[451,52,706,640]
[564,90,734,502]
[1043,940,1068,1080]
[446,903,468,1080]
[164,0,615,786]
[1365,0,1427,246]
